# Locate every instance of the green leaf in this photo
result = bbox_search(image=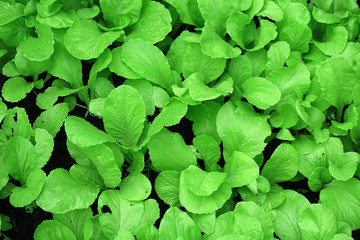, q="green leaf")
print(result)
[109,46,141,79]
[17,24,54,62]
[320,178,360,230]
[89,98,105,117]
[3,136,38,184]
[205,211,263,240]
[227,15,277,51]
[121,39,173,89]
[77,5,100,19]
[193,135,220,171]
[183,73,233,101]
[216,101,271,159]
[317,56,359,108]
[148,128,197,172]
[124,79,155,116]
[159,207,202,240]
[64,19,121,60]
[273,190,310,240]
[79,144,122,188]
[2,107,33,139]
[199,24,241,59]
[314,25,348,56]
[119,173,151,201]
[188,212,216,235]
[49,42,83,90]
[36,10,77,29]
[298,204,337,239]
[10,169,46,207]
[197,0,243,37]
[329,152,359,181]
[69,165,103,189]
[37,168,100,214]
[308,167,332,192]
[279,21,312,53]
[97,190,144,238]
[244,48,267,76]
[88,49,113,96]
[242,77,281,109]
[135,223,159,240]
[182,165,226,196]
[229,55,253,86]
[261,143,299,183]
[33,103,69,138]
[234,201,274,239]
[0,18,31,48]
[266,41,291,71]
[155,170,181,207]
[34,220,76,240]
[1,77,34,103]
[179,165,232,214]
[148,99,187,136]
[267,63,311,103]
[0,2,24,26]
[53,208,93,240]
[140,198,160,225]
[103,85,146,147]
[126,1,171,43]
[99,0,142,29]
[65,115,115,147]
[181,42,226,83]
[312,7,340,24]
[257,0,283,22]
[14,52,52,76]
[224,151,259,188]
[163,0,203,26]
[332,234,354,240]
